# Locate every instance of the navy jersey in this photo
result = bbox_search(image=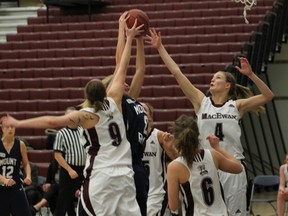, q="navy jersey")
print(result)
[0,138,22,190]
[122,95,148,164]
